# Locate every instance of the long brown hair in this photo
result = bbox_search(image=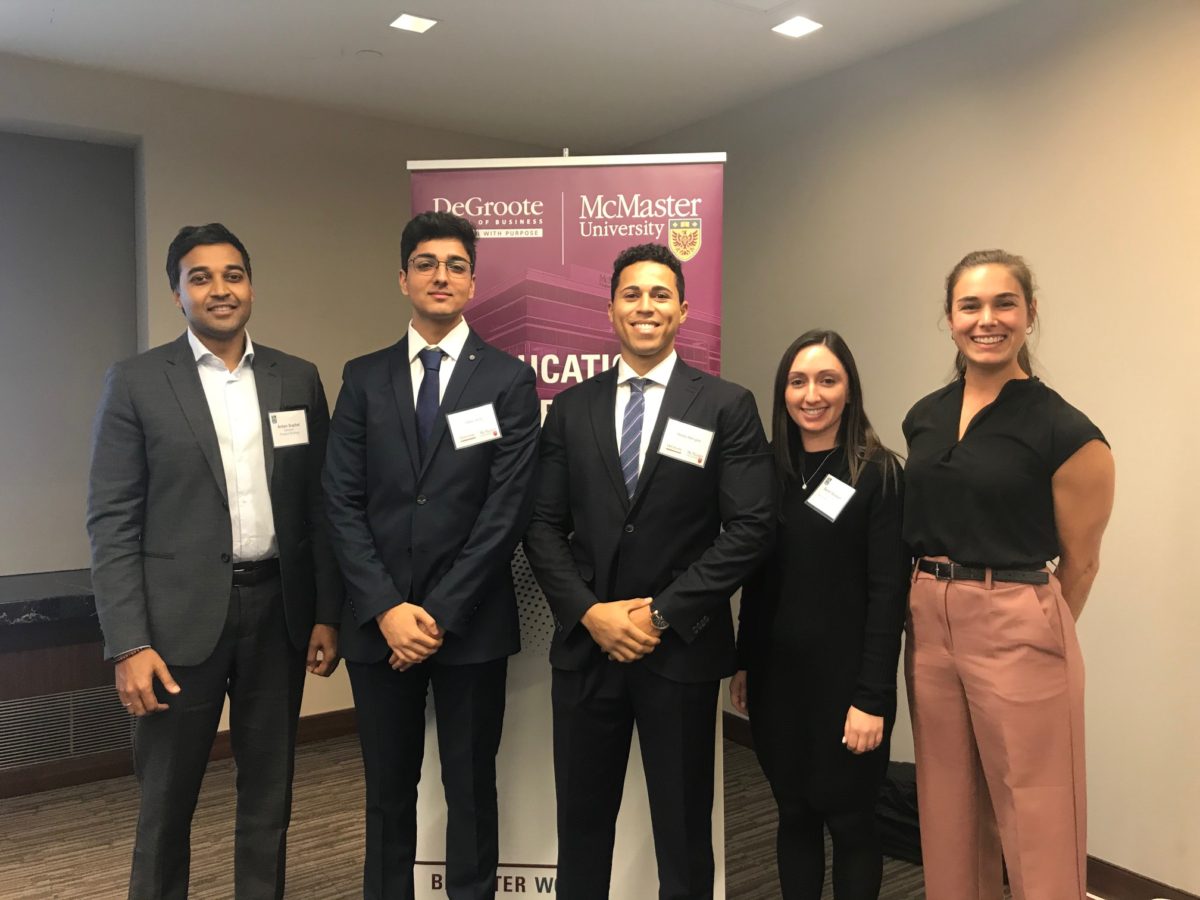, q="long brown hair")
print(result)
[770,329,900,491]
[945,249,1037,378]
